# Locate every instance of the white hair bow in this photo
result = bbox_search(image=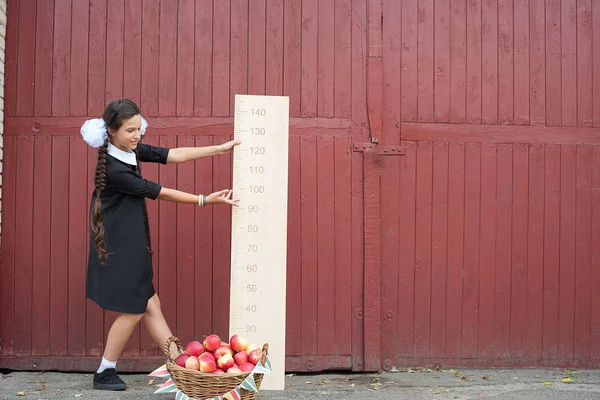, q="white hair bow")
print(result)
[80,117,148,148]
